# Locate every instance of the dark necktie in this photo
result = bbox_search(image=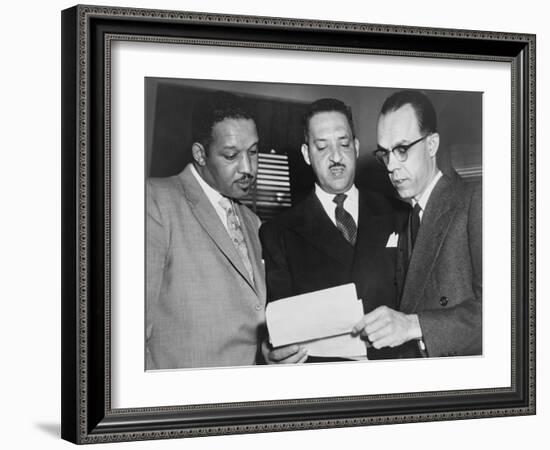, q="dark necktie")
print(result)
[333,193,357,245]
[410,203,422,248]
